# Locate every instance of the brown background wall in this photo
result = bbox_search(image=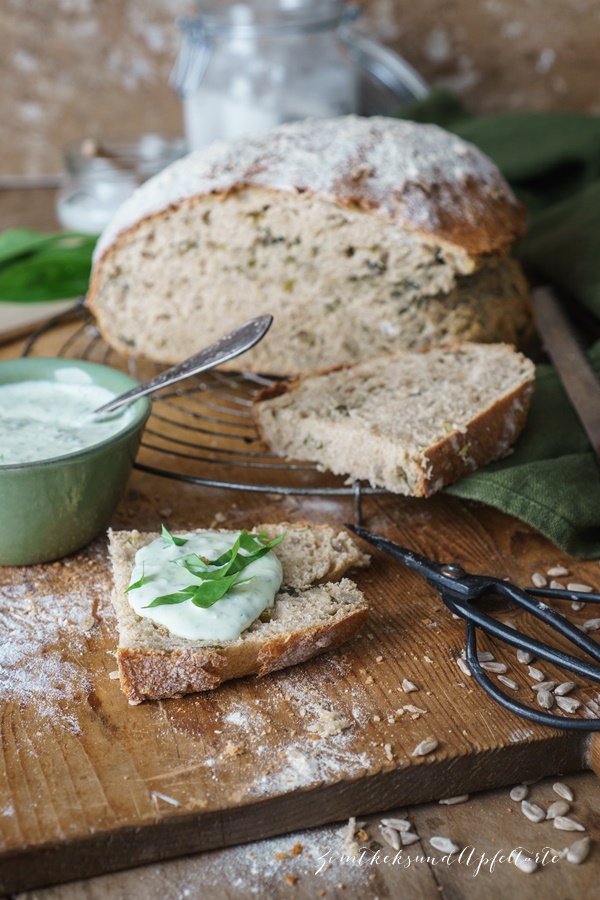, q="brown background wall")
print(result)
[2,0,598,177]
